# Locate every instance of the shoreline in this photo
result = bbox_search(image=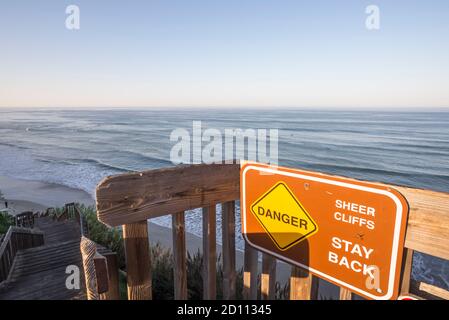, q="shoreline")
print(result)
[0,175,294,286]
[0,175,95,212]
